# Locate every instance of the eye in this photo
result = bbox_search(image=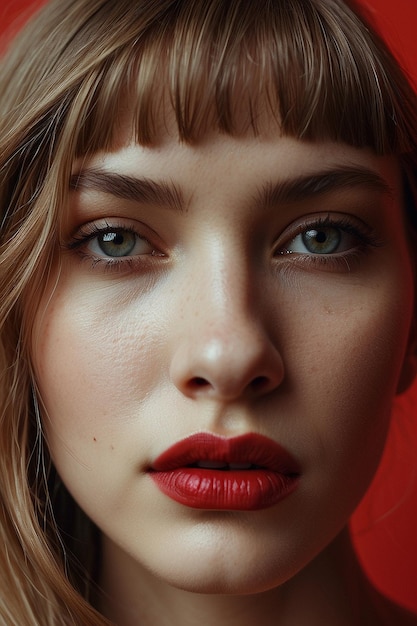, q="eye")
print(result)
[66,221,165,269]
[273,214,383,273]
[89,229,152,258]
[290,225,343,255]
[277,217,369,257]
